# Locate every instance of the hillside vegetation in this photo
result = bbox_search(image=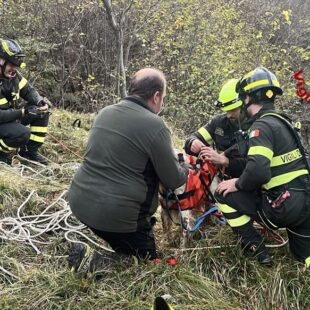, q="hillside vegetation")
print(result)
[0,0,309,308]
[0,110,309,310]
[0,0,309,138]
